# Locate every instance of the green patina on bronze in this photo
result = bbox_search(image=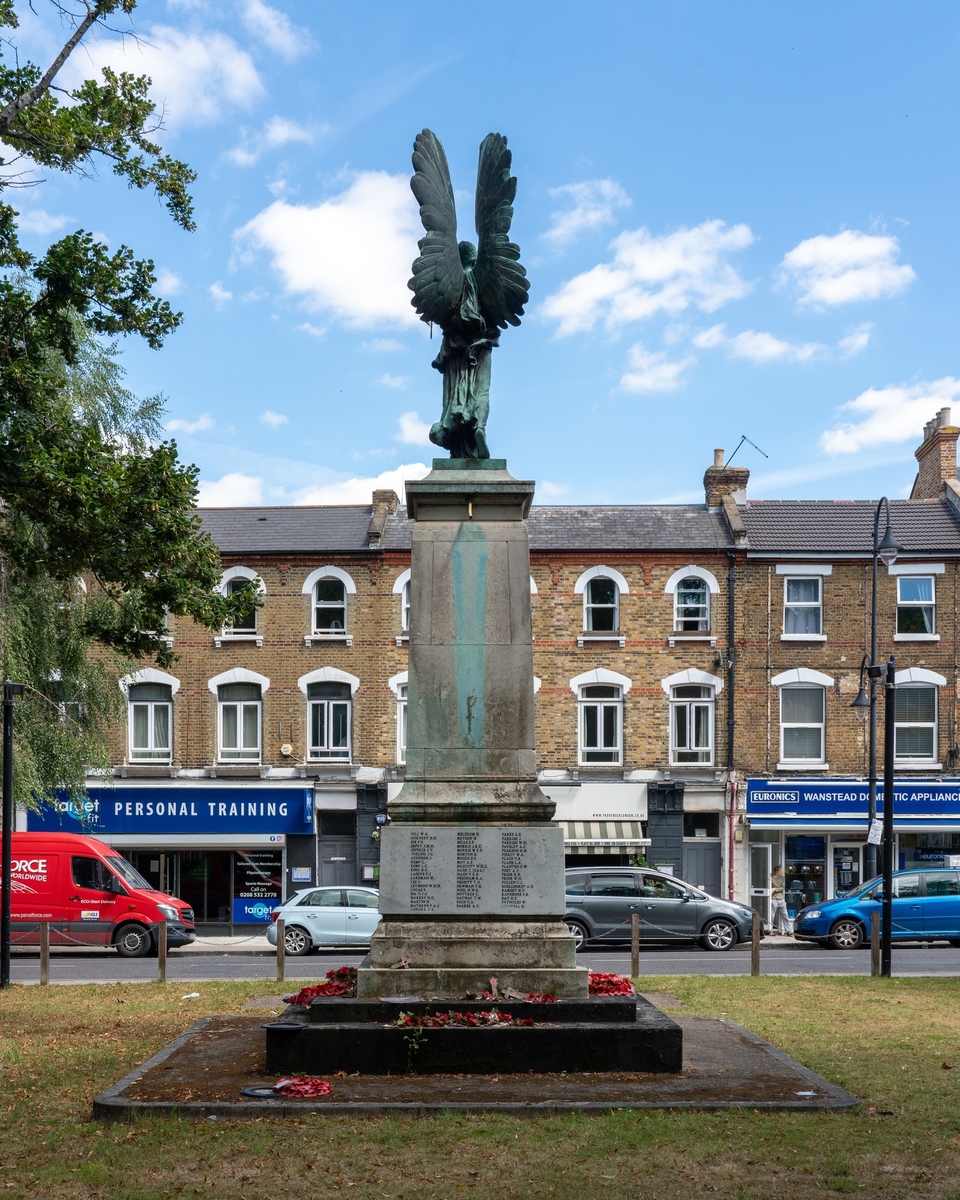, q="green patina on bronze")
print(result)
[408,131,529,461]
